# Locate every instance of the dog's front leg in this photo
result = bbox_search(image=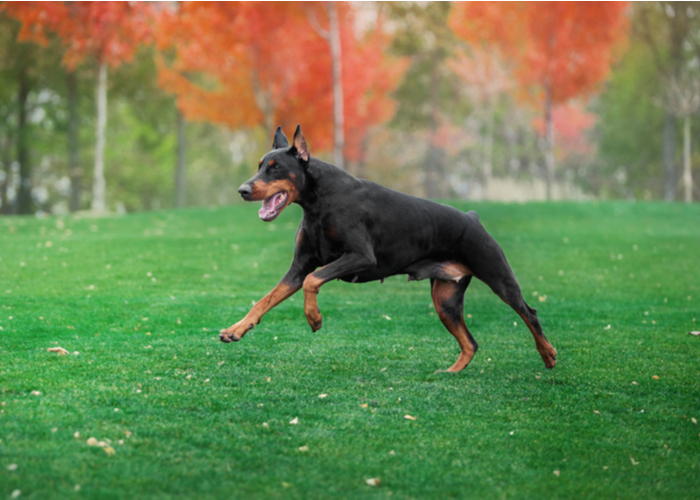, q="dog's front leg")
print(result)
[302,251,376,332]
[219,279,300,342]
[220,226,319,343]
